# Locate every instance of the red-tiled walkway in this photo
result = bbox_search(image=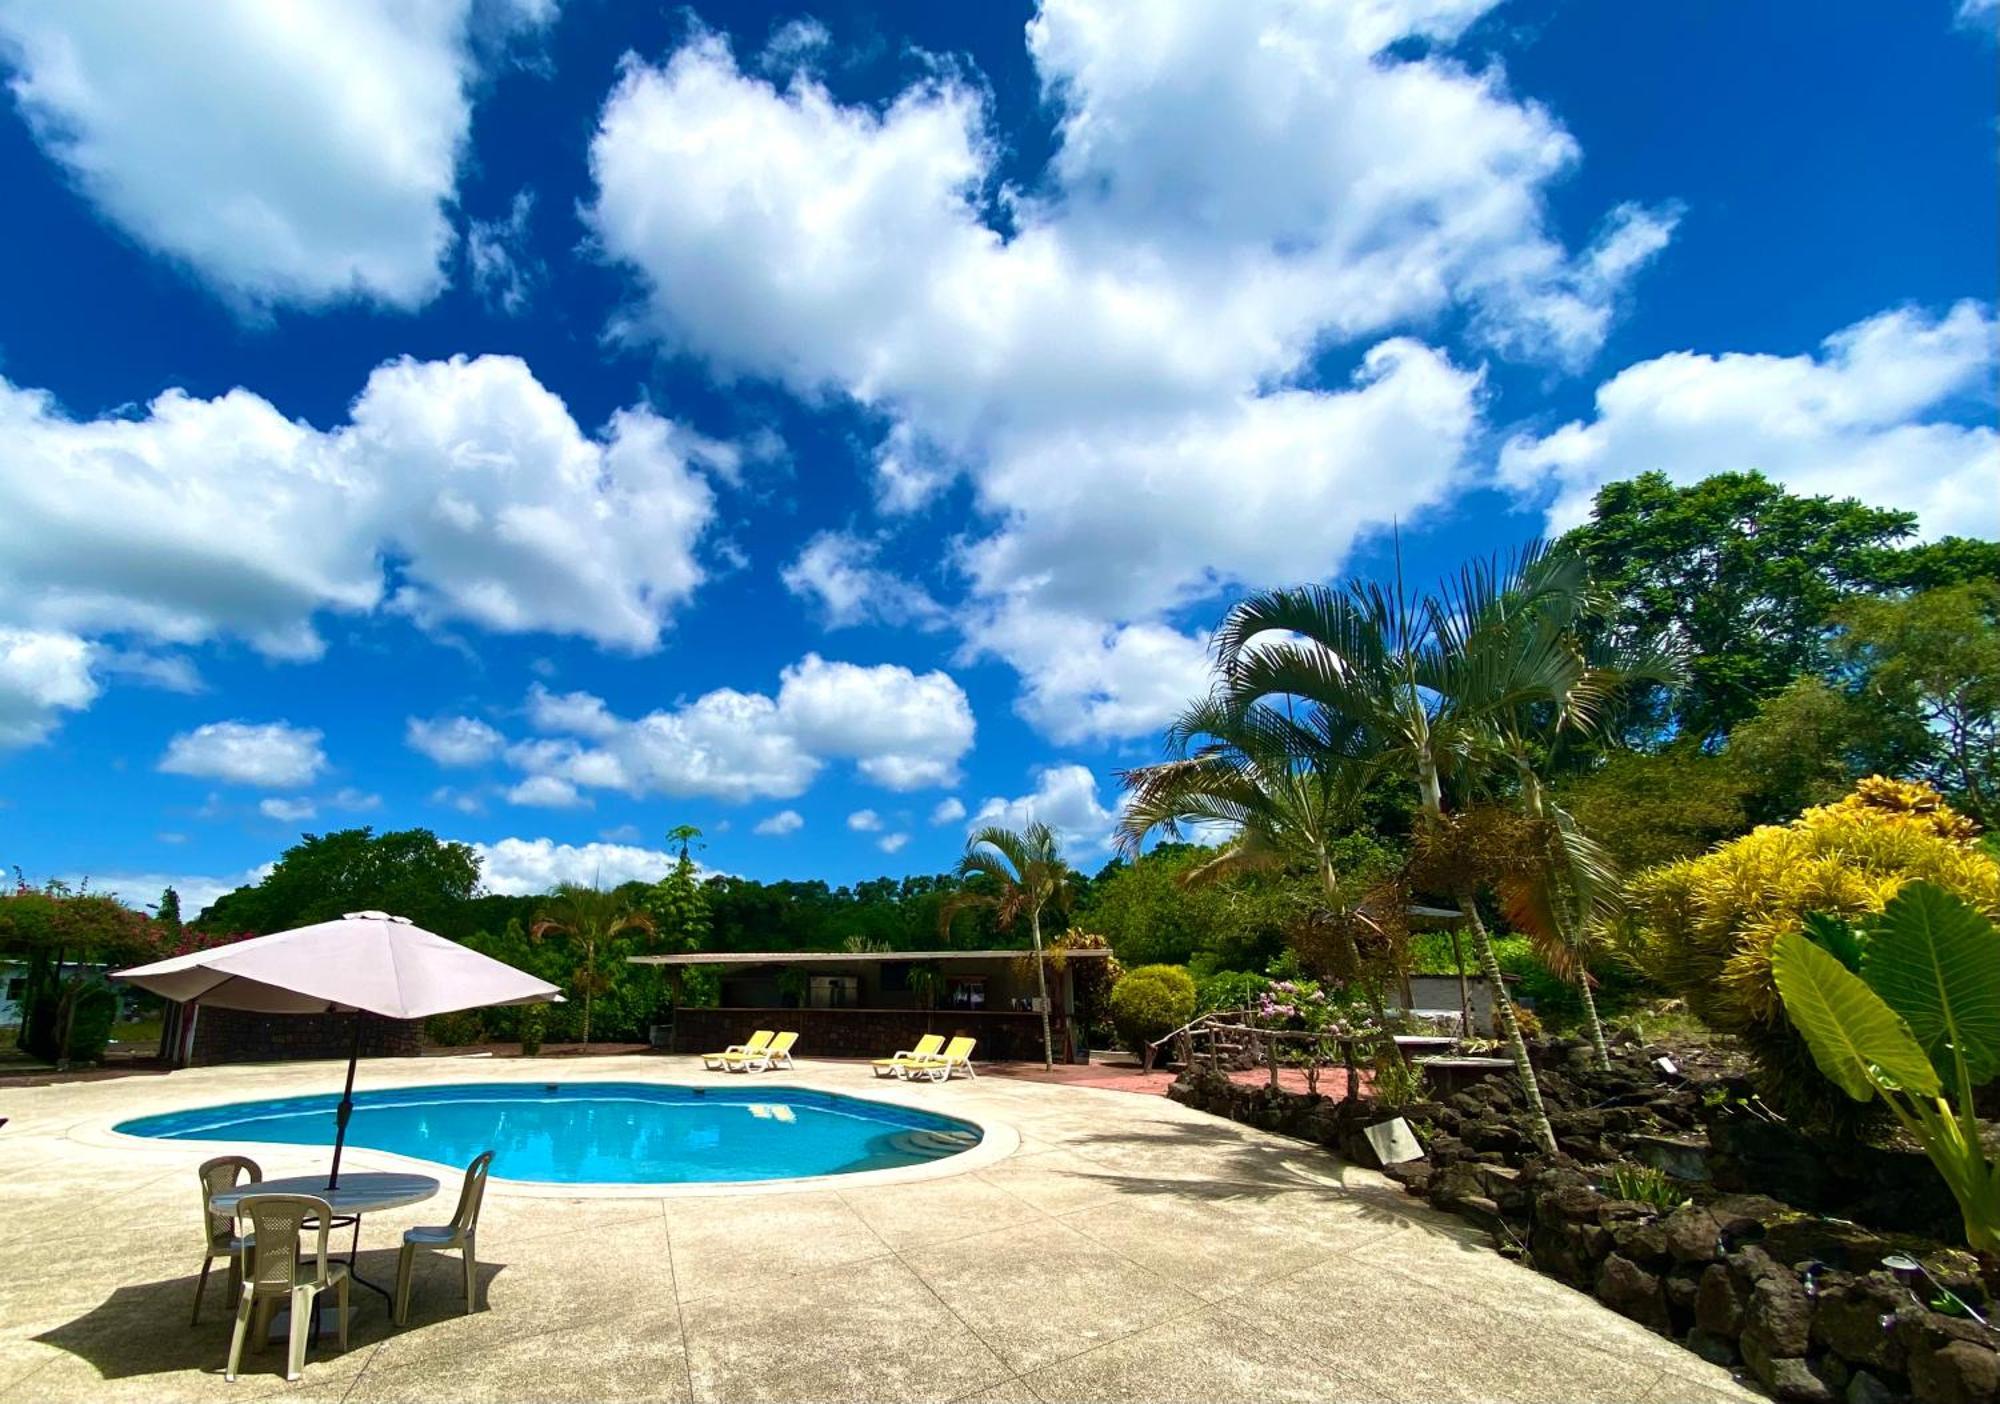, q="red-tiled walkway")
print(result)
[985,1056,1367,1100]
